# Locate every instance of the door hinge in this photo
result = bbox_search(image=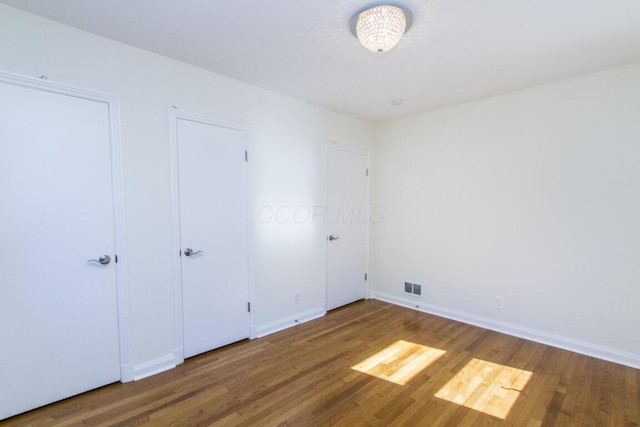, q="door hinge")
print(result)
[248,302,251,312]
[115,254,118,263]
[245,150,248,162]
[366,168,369,177]
[365,273,367,281]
